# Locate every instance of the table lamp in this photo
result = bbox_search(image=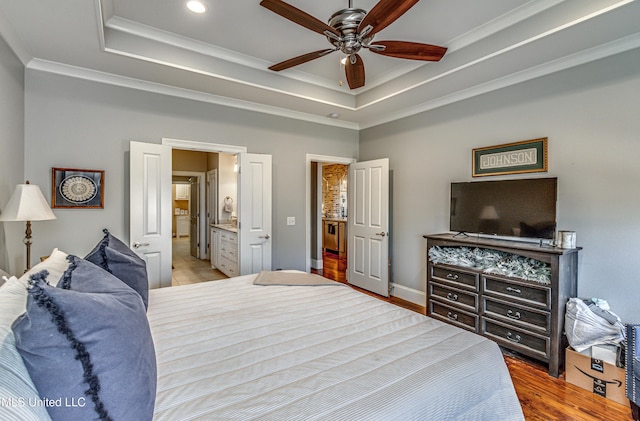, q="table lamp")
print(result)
[0,181,56,271]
